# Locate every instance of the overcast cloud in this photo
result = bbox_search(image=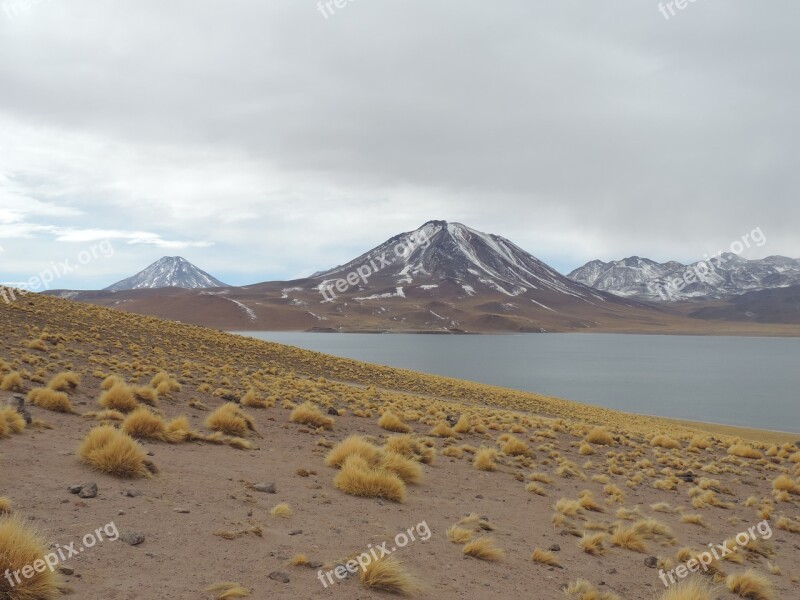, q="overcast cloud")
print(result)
[0,1,797,288]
